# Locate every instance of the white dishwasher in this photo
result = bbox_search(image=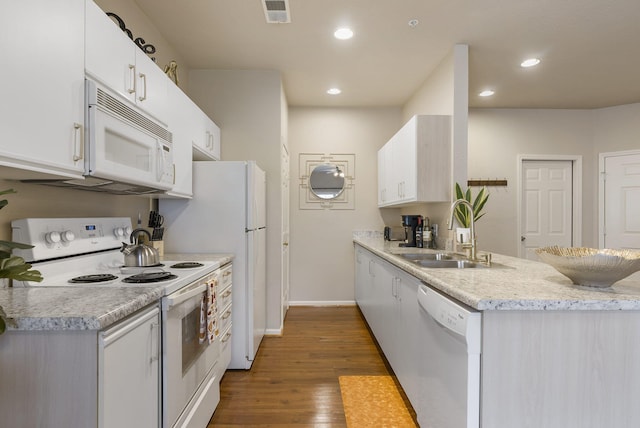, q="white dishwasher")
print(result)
[416,283,482,428]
